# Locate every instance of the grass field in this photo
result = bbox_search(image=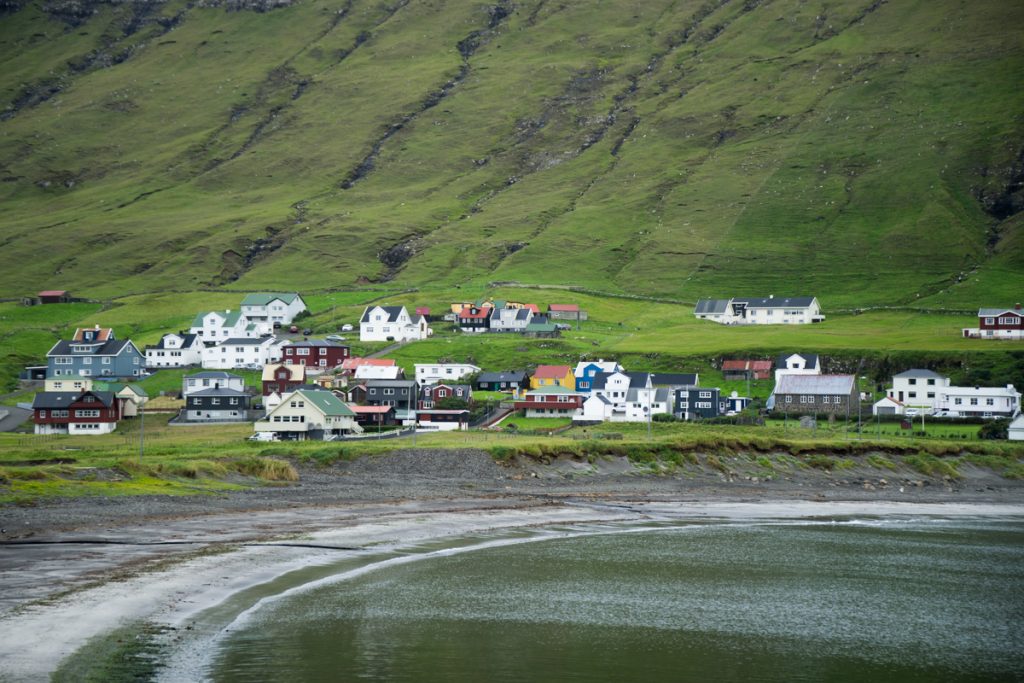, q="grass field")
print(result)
[0,0,1021,307]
